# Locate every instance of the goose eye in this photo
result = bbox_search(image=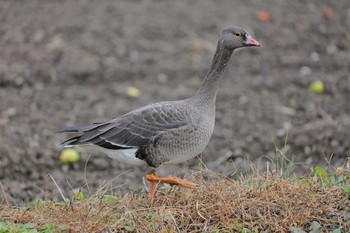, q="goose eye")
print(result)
[235,32,241,37]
